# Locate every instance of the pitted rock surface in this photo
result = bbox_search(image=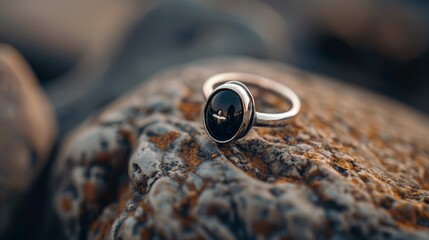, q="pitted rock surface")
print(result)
[53,58,429,239]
